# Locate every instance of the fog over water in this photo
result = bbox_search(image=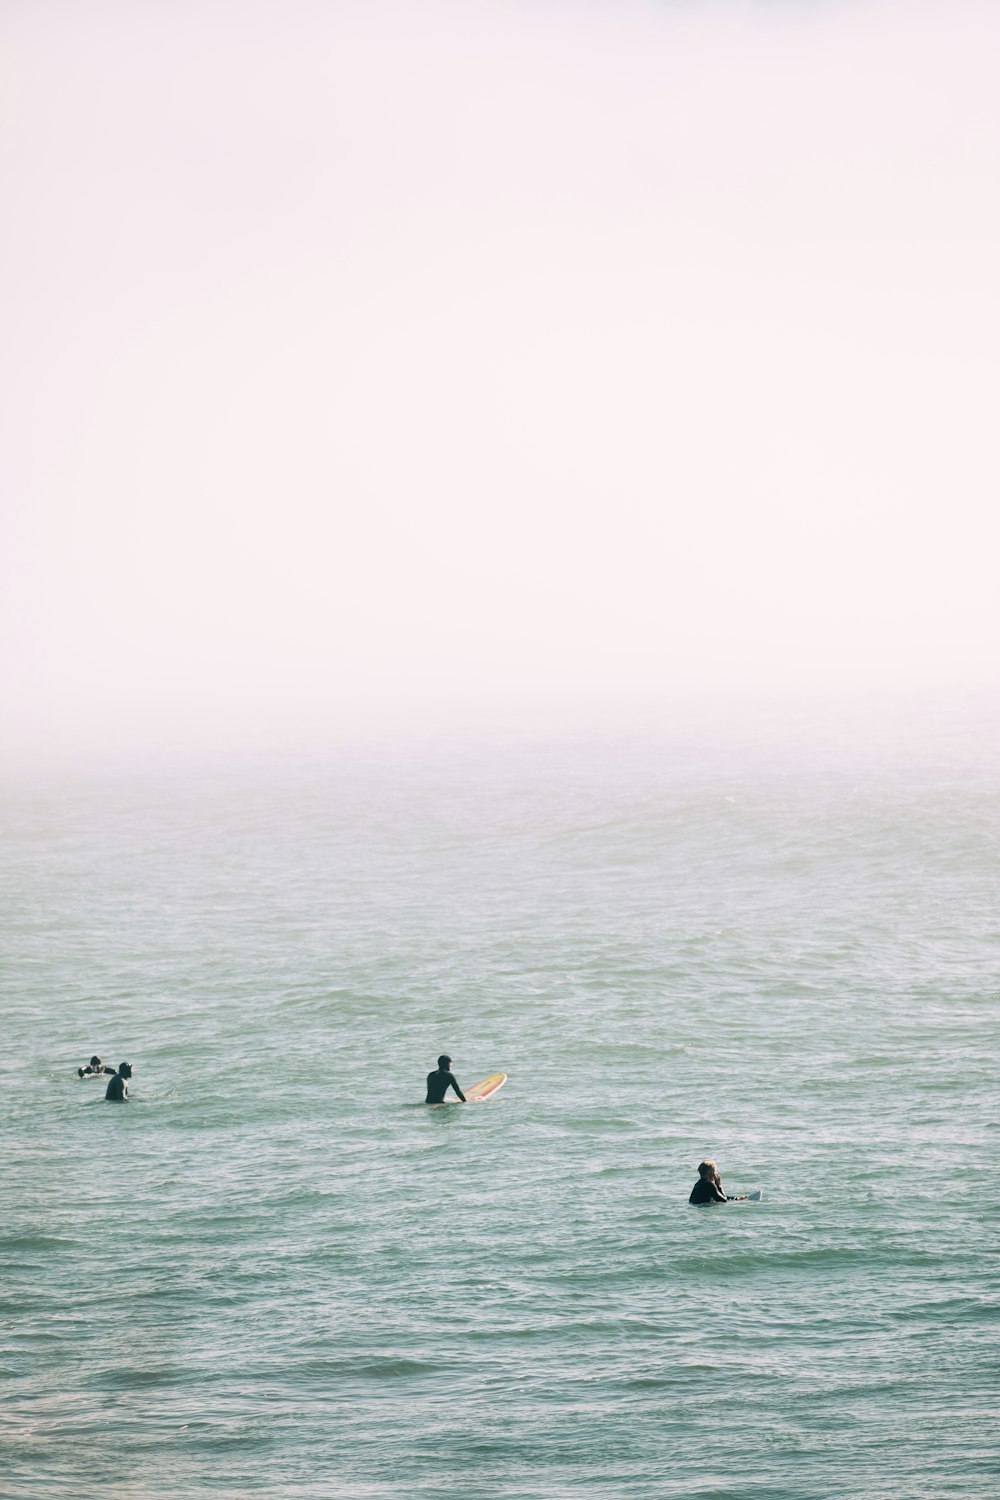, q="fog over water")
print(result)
[3,0,999,770]
[3,14,1000,1497]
